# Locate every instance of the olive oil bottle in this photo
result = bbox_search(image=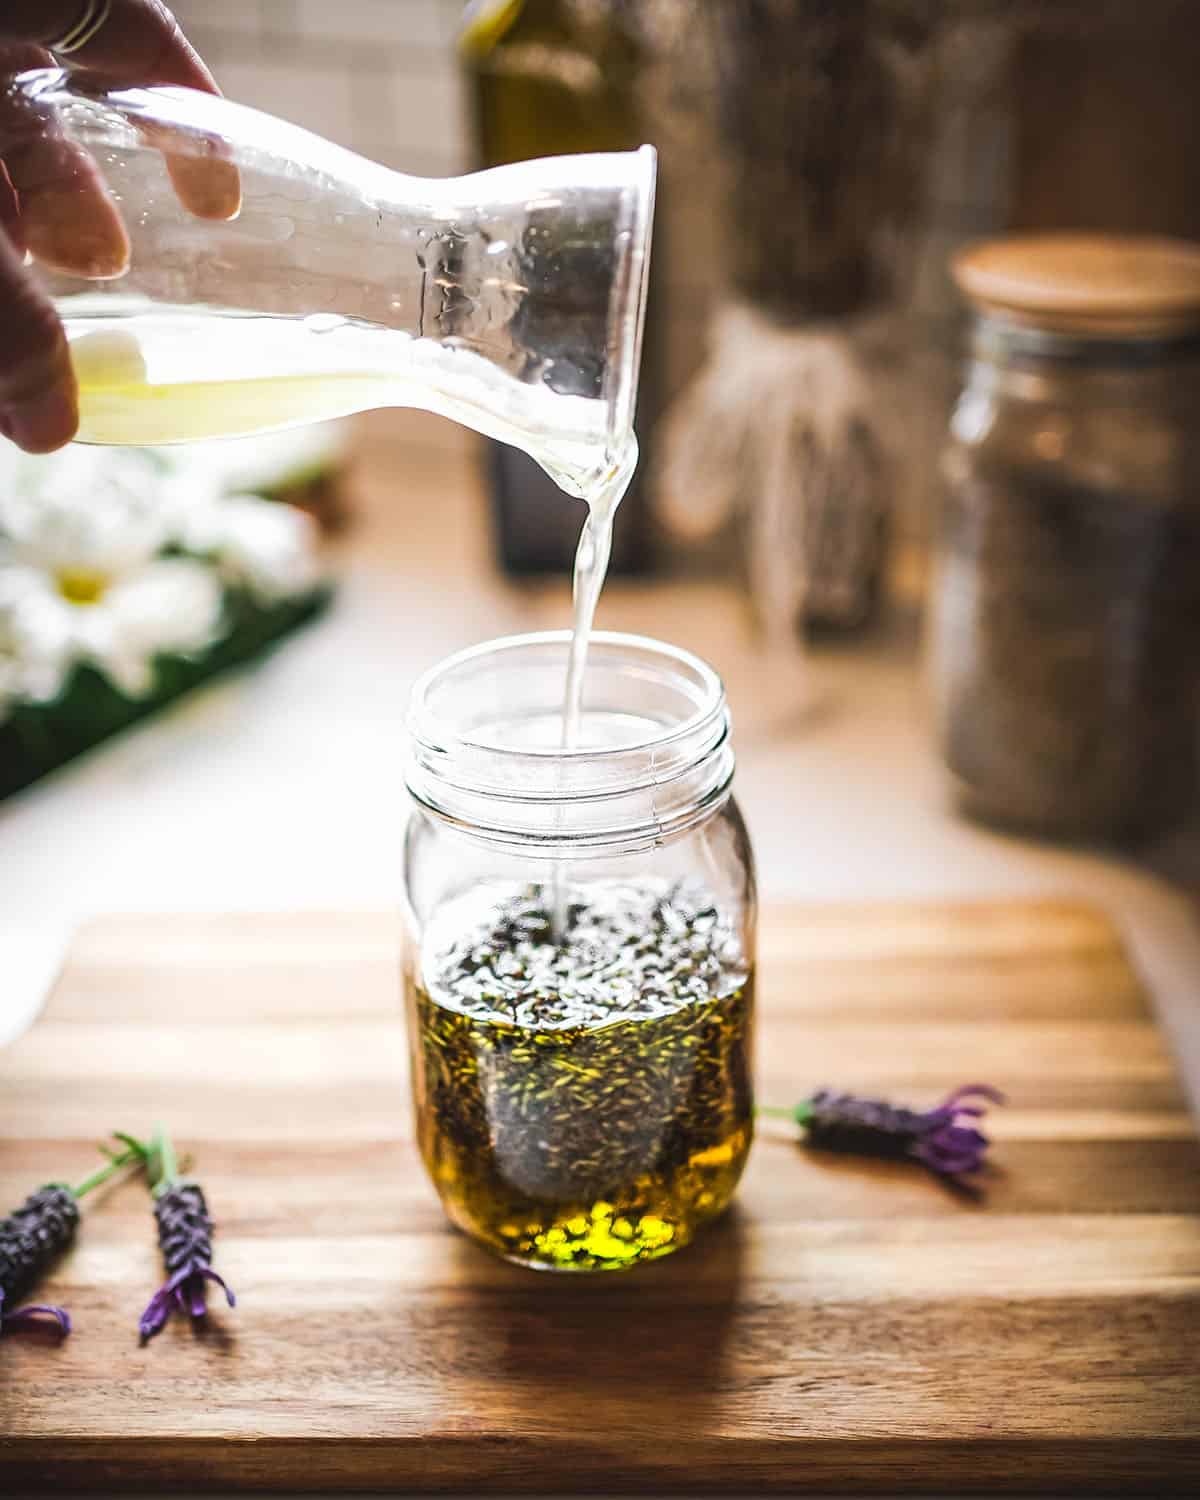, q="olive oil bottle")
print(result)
[462,0,662,574]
